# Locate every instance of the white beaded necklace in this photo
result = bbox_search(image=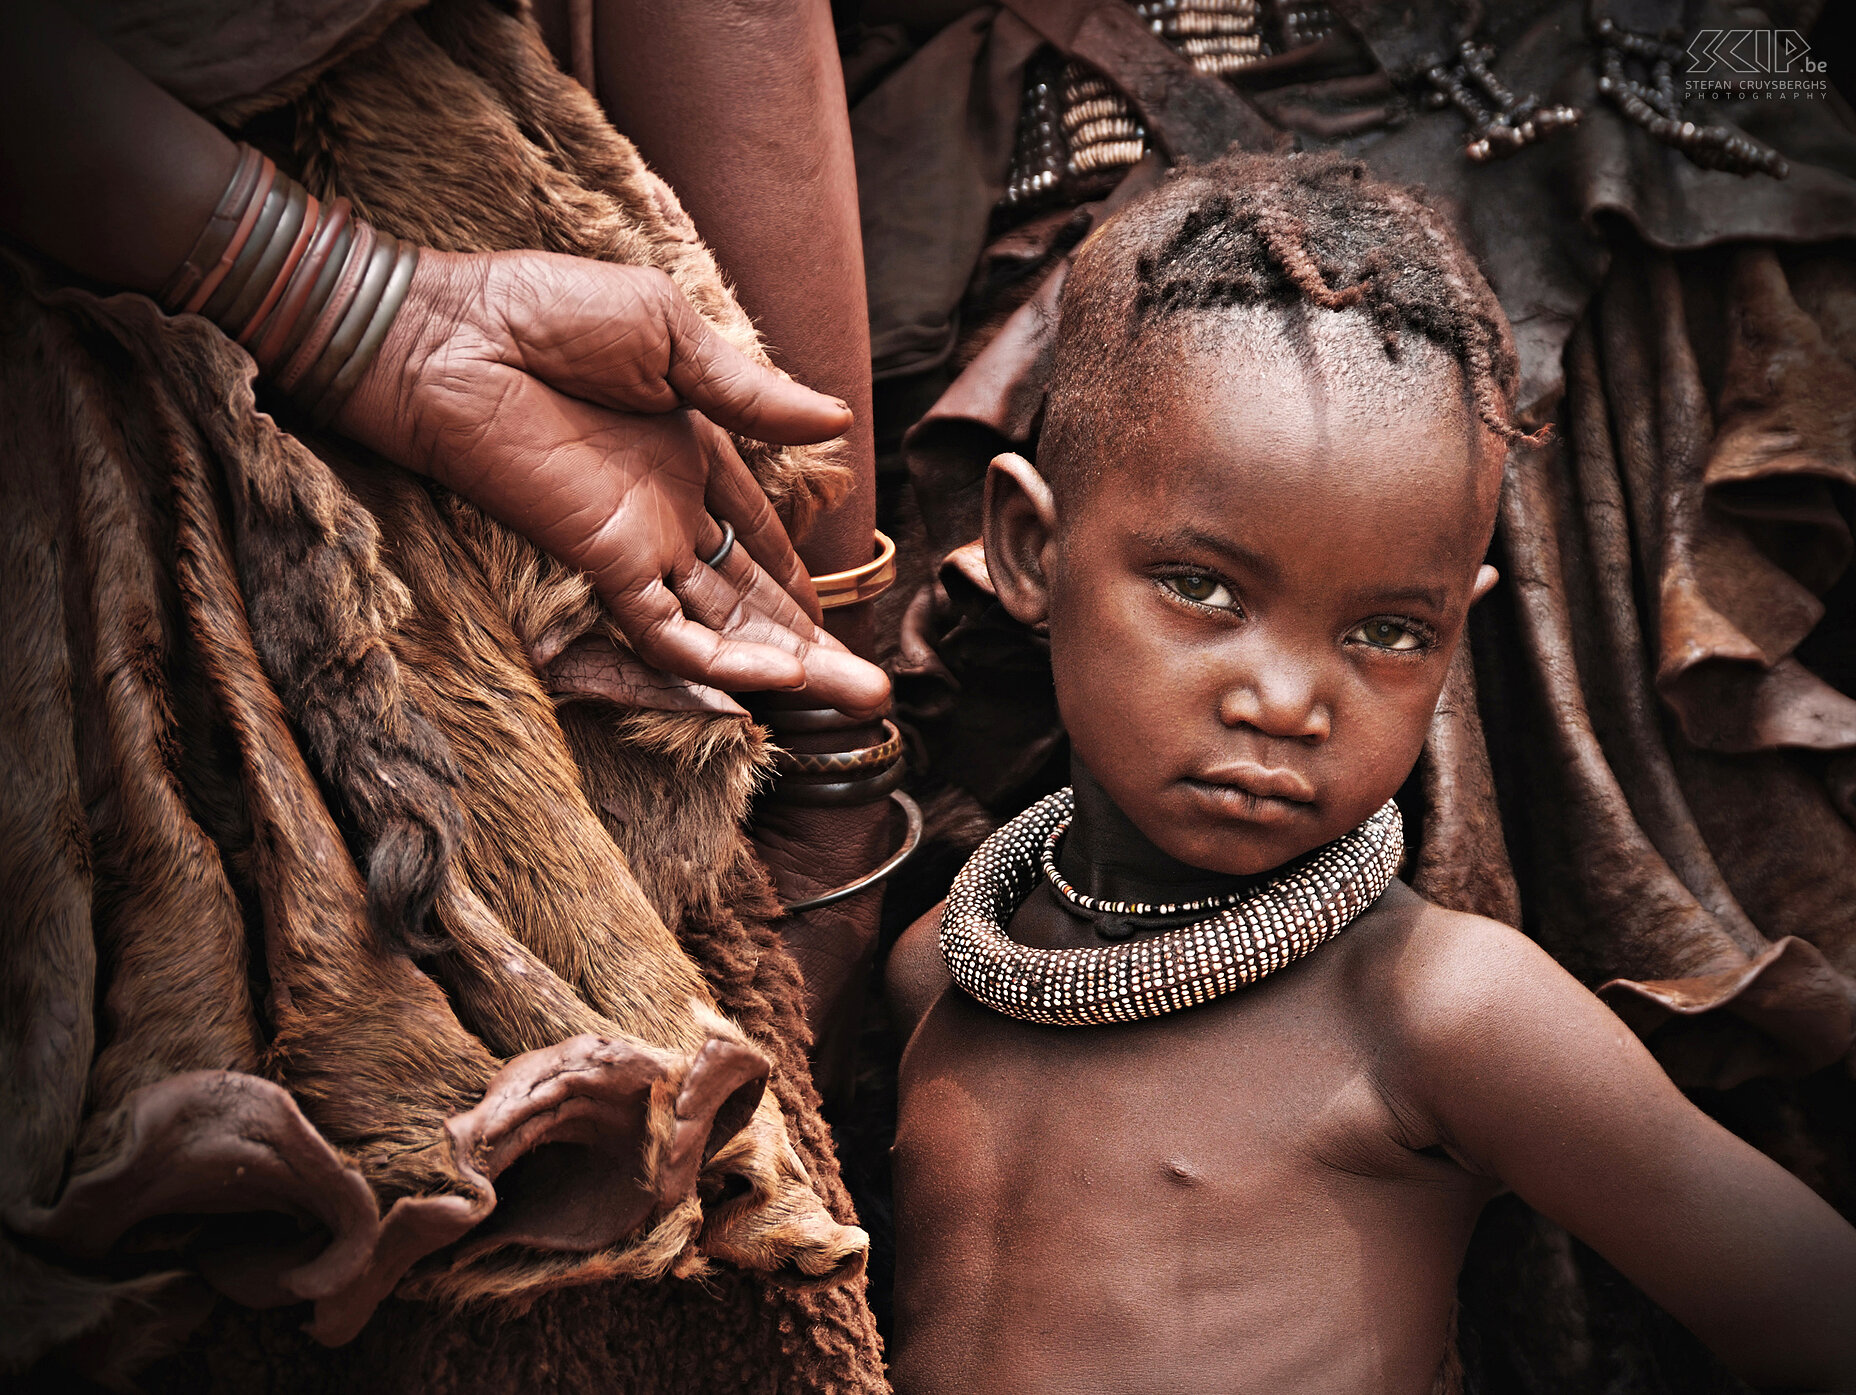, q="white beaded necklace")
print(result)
[939,787,1403,1027]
